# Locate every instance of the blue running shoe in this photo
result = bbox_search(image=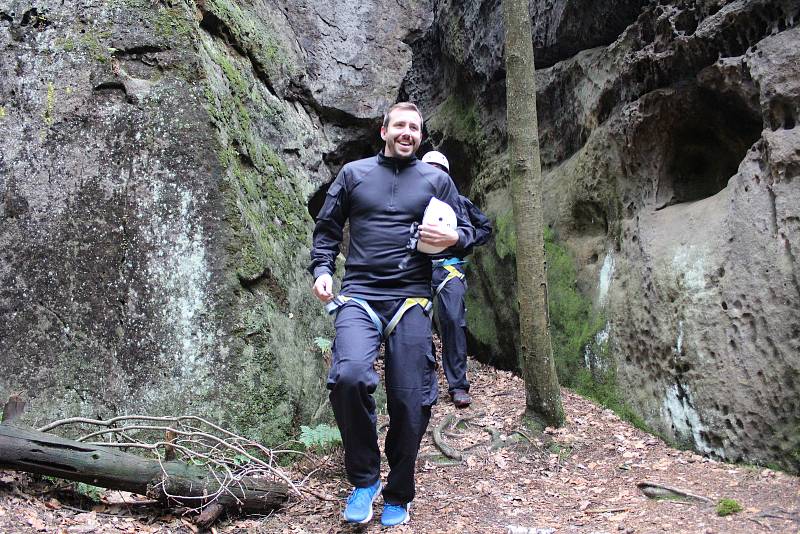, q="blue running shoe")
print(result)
[343,480,382,523]
[381,502,411,527]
